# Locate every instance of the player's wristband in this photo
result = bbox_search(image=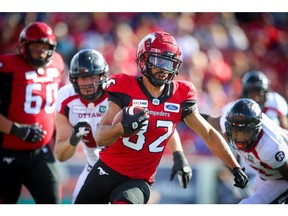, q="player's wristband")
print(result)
[10,122,29,139]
